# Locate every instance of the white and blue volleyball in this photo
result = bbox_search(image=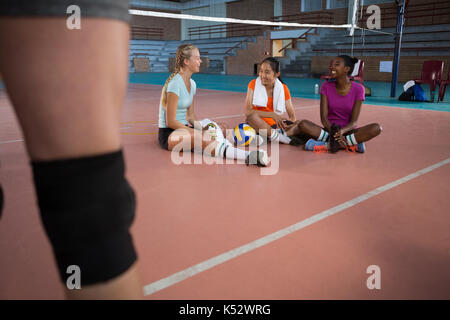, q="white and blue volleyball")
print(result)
[233,123,256,146]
